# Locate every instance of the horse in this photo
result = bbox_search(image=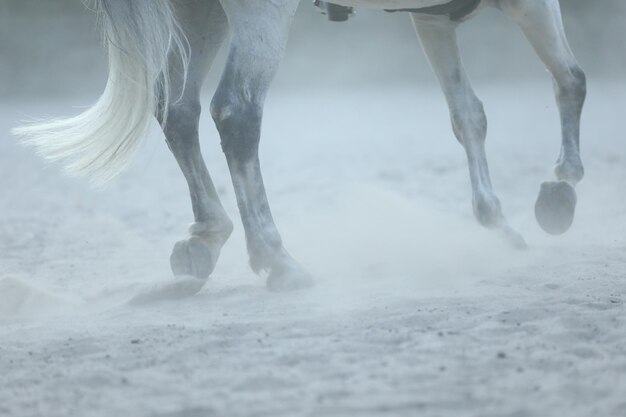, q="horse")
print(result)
[12,0,586,292]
